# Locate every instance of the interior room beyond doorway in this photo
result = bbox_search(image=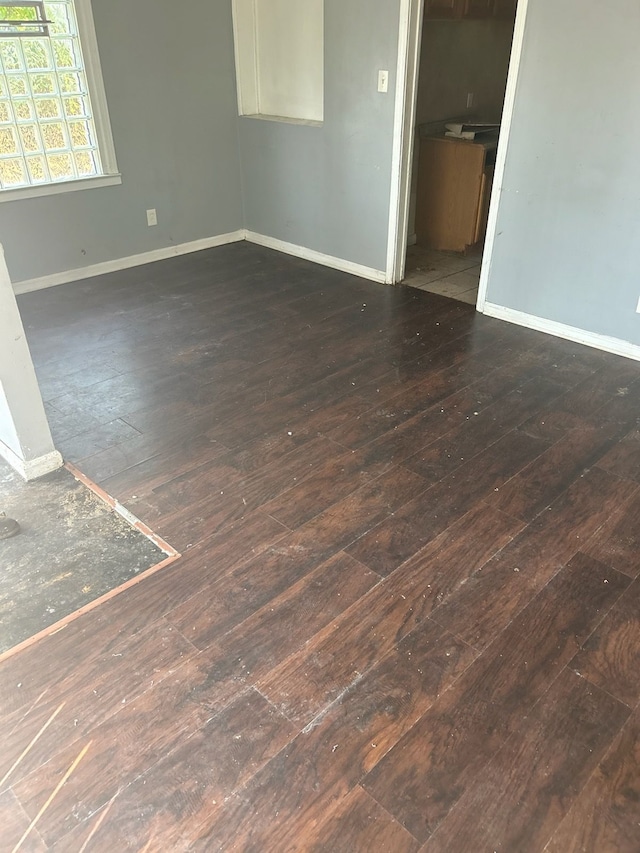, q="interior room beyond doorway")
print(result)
[404,0,517,302]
